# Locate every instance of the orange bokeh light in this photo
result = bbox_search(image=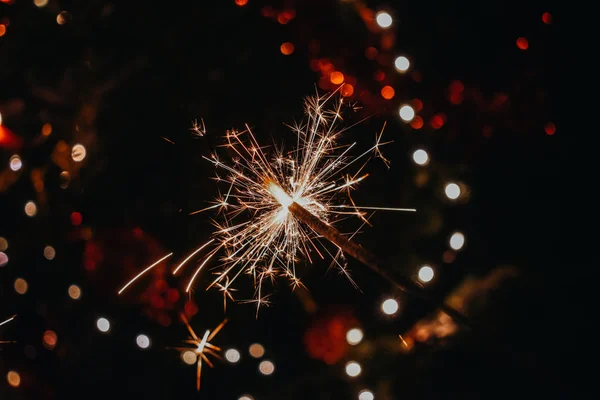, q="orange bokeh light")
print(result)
[235,0,248,6]
[545,122,556,136]
[43,330,58,350]
[0,24,6,37]
[330,71,344,85]
[42,123,52,136]
[280,42,295,55]
[542,12,552,24]
[278,10,295,24]
[410,116,424,130]
[341,84,354,97]
[516,37,528,50]
[380,85,395,100]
